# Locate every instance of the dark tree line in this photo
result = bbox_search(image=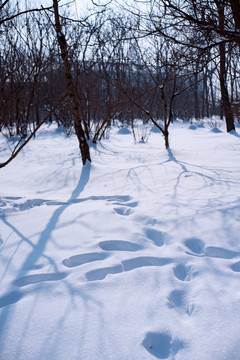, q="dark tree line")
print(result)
[0,0,239,166]
[133,0,240,131]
